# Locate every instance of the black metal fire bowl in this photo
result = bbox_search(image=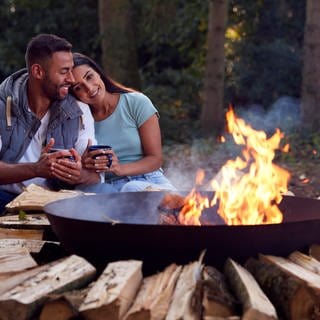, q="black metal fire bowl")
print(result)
[44,191,320,274]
